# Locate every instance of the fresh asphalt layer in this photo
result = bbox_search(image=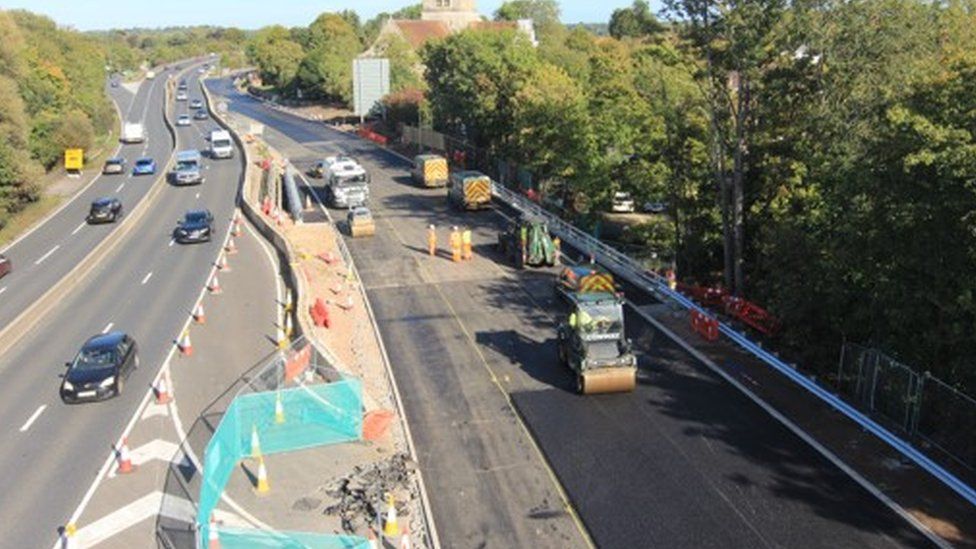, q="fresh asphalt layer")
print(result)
[0,73,173,327]
[213,79,934,548]
[0,66,244,548]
